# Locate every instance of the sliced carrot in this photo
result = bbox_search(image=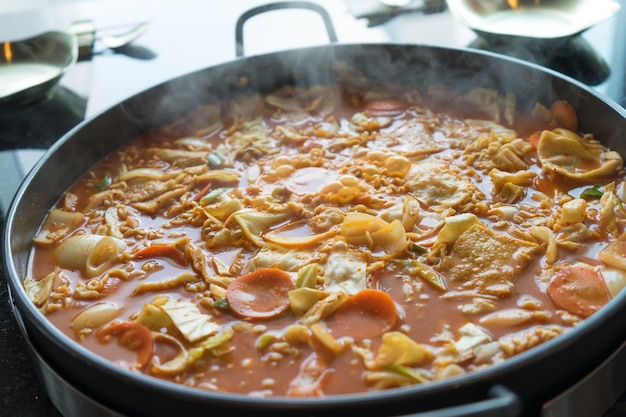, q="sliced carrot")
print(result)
[546,266,610,318]
[328,289,398,339]
[550,100,578,132]
[366,99,407,117]
[192,181,212,202]
[133,244,187,266]
[226,268,295,320]
[97,321,153,368]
